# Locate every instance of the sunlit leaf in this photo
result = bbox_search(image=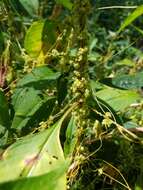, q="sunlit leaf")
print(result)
[0,163,68,190]
[96,87,141,112]
[24,20,56,59]
[118,5,143,33]
[24,20,44,58]
[0,119,65,183]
